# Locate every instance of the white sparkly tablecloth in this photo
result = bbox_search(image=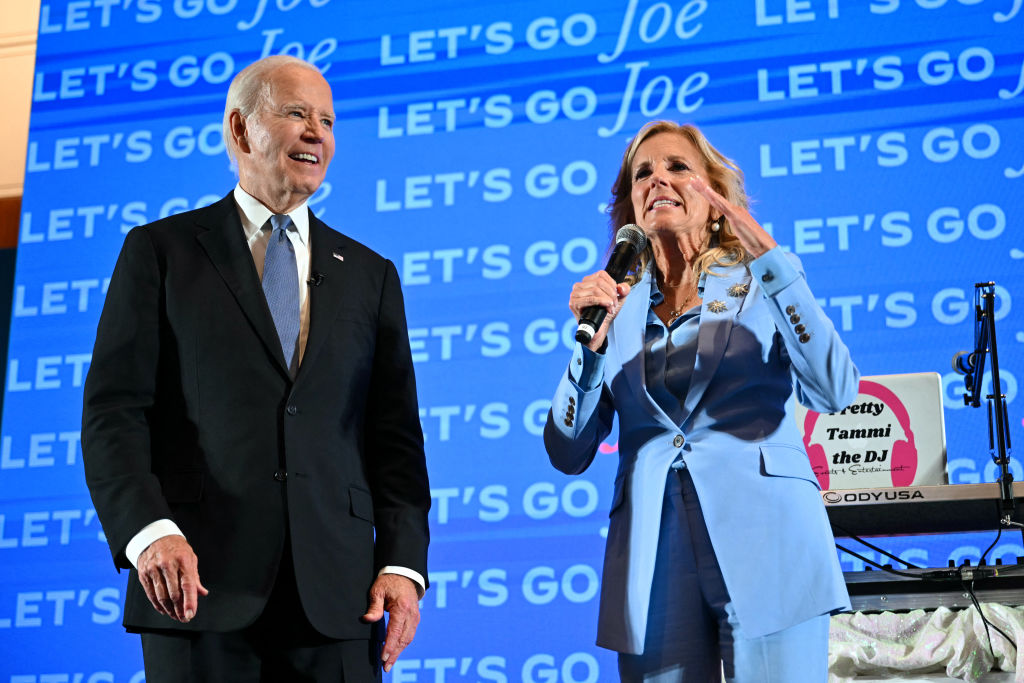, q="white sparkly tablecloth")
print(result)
[829,606,1023,682]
